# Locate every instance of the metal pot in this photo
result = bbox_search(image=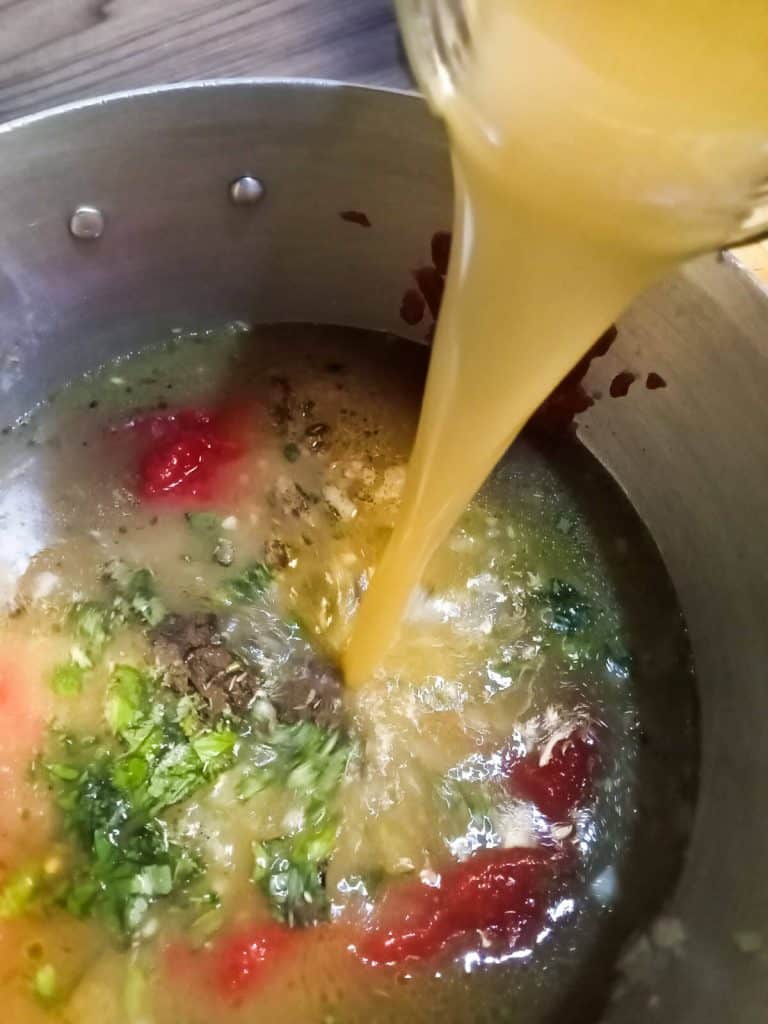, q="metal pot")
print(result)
[0,80,765,1023]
